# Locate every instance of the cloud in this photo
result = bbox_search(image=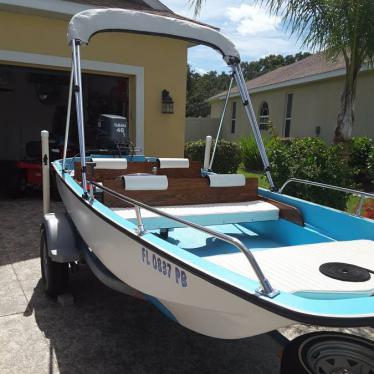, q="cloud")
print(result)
[195,67,208,74]
[161,0,306,72]
[227,4,281,35]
